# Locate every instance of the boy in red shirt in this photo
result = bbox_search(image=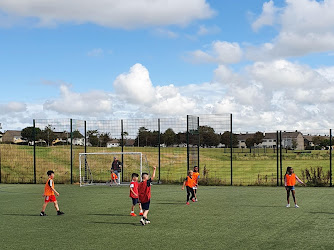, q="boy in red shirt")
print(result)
[40,170,64,216]
[129,173,143,216]
[138,166,156,225]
